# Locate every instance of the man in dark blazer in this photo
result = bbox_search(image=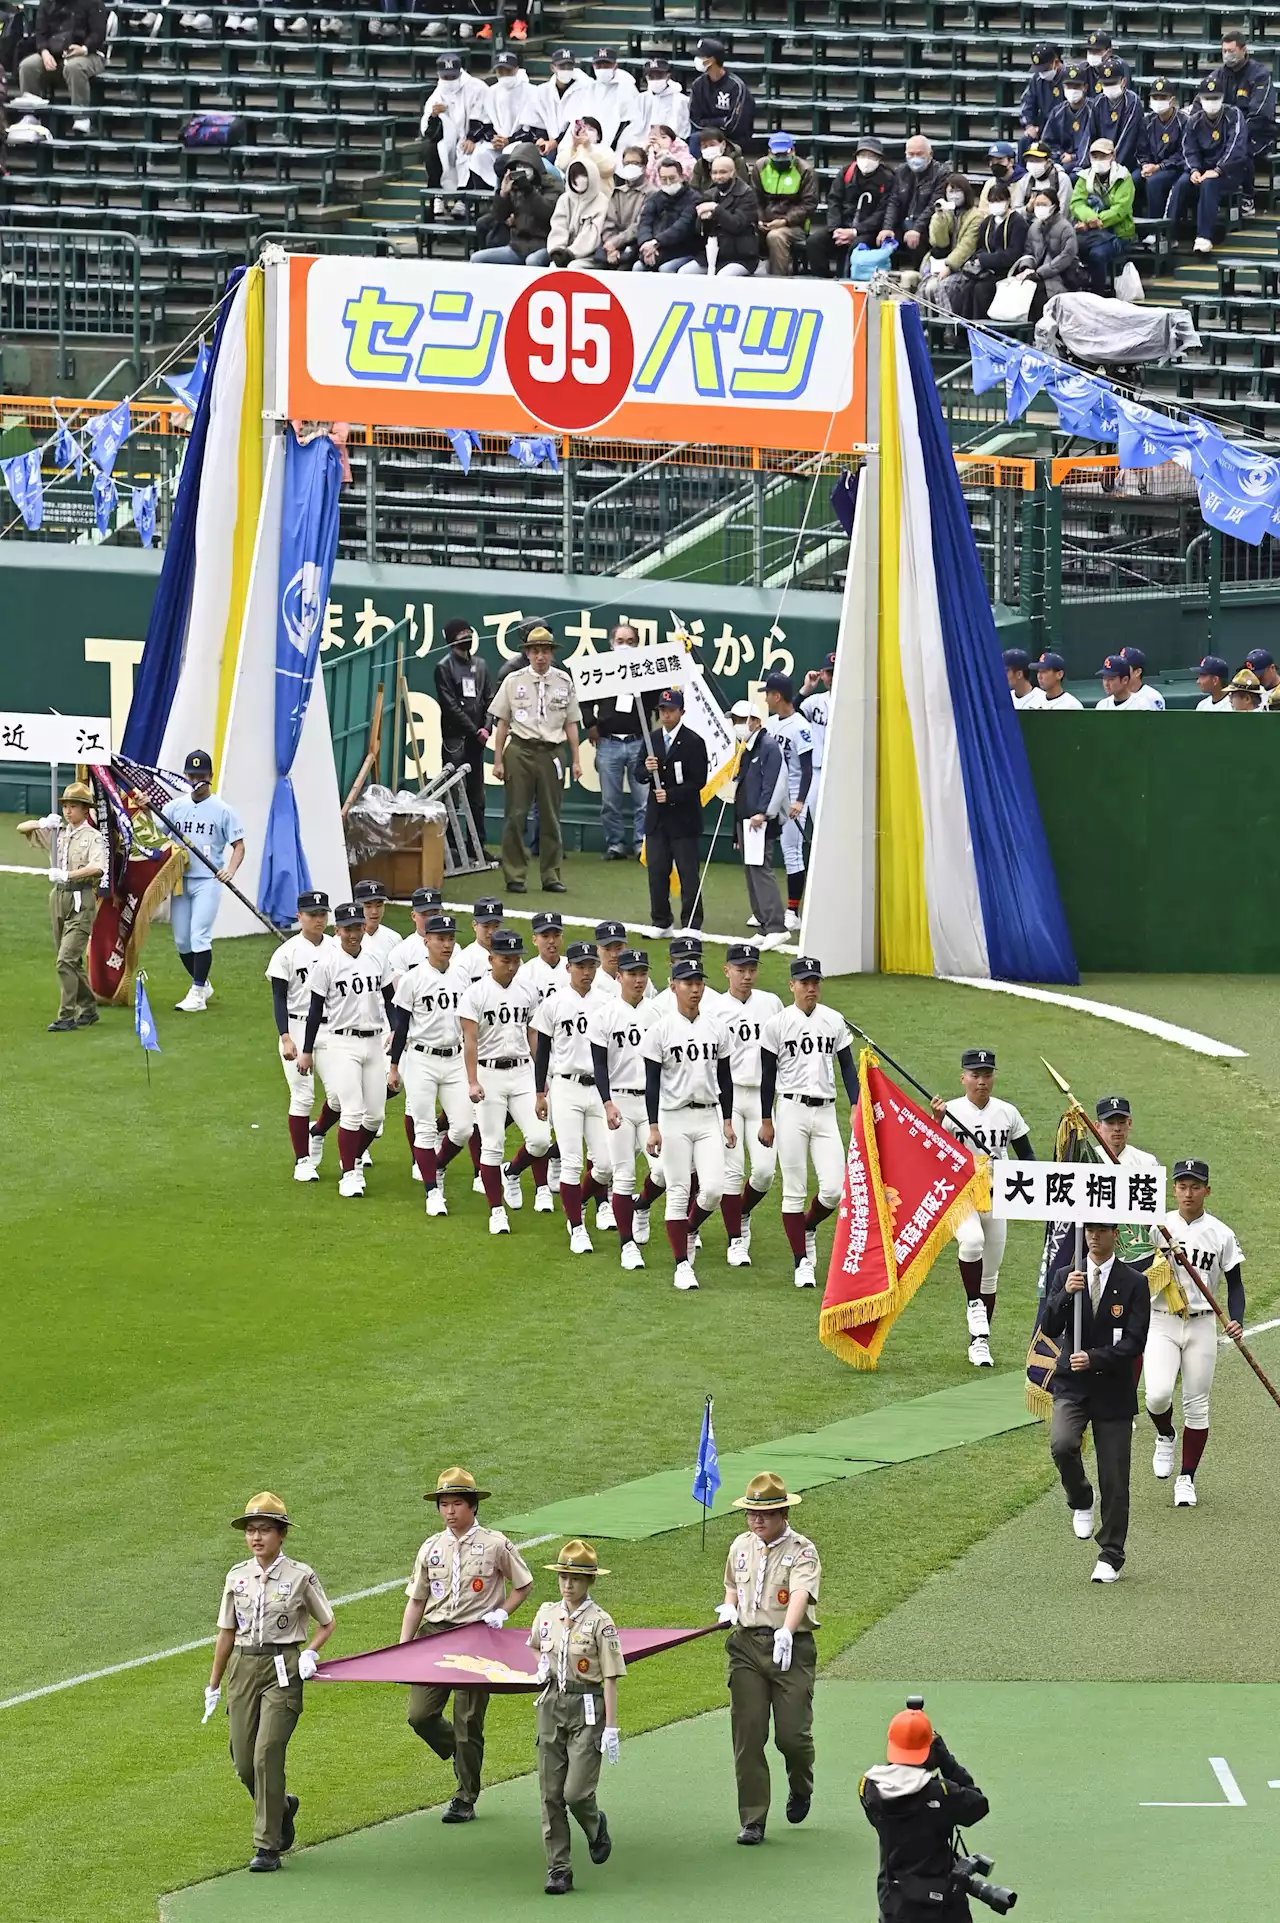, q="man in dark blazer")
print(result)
[433,618,495,855]
[1041,1221,1151,1583]
[637,687,708,932]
